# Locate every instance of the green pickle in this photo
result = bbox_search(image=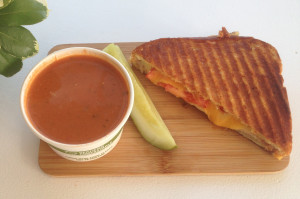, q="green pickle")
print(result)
[103,44,176,150]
